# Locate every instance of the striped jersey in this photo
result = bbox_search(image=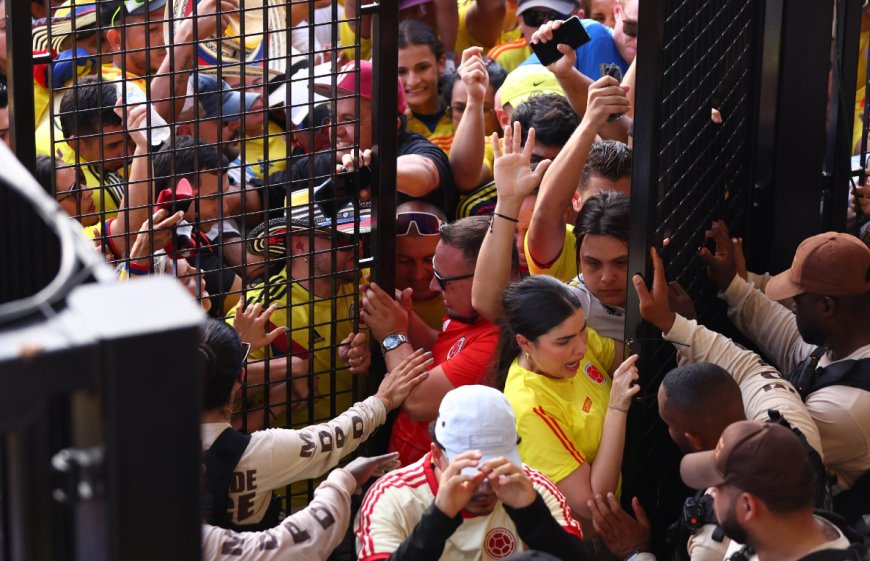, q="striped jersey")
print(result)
[355,452,582,561]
